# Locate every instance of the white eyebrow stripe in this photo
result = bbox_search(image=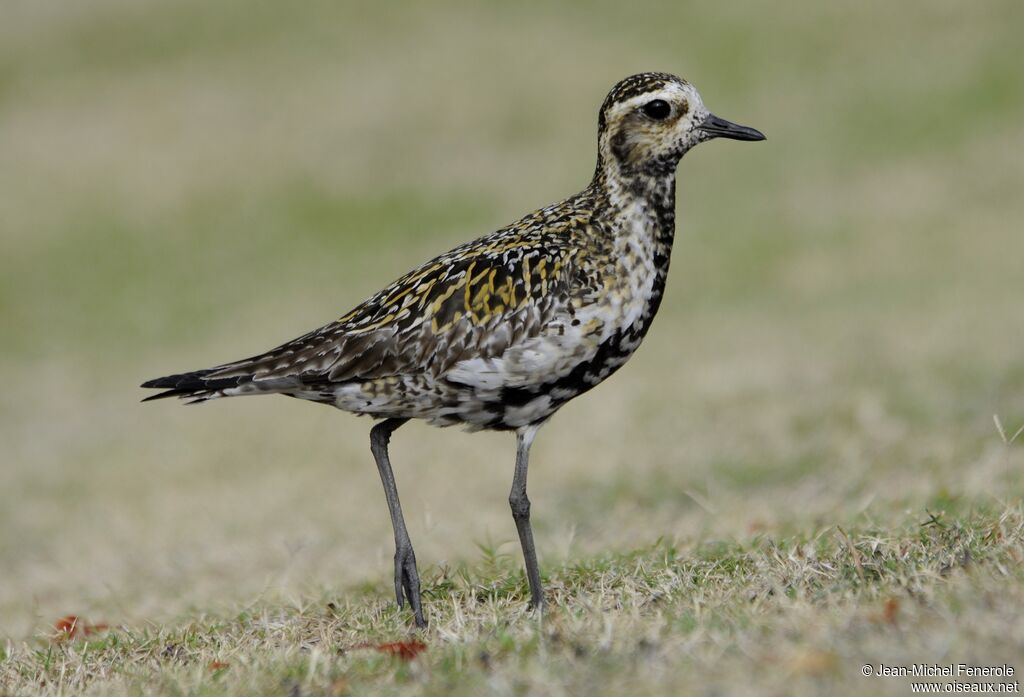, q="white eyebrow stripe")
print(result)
[608,83,692,118]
